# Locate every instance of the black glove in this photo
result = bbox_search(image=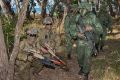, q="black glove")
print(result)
[40,57,55,69]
